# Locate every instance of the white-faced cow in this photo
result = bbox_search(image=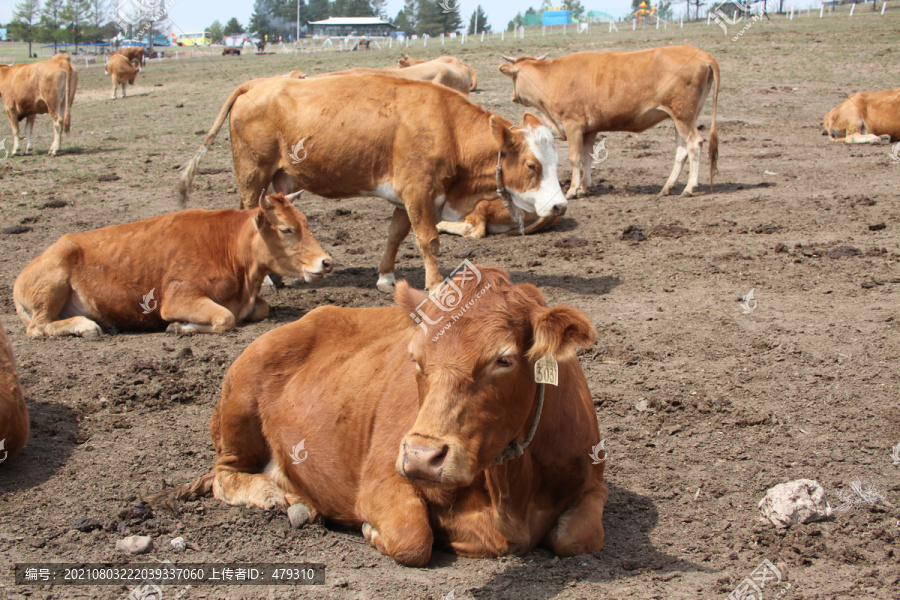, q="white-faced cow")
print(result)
[500,46,720,198]
[398,54,478,91]
[178,75,567,292]
[0,53,77,156]
[823,88,900,144]
[14,193,332,337]
[0,316,29,466]
[105,53,141,100]
[176,266,607,566]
